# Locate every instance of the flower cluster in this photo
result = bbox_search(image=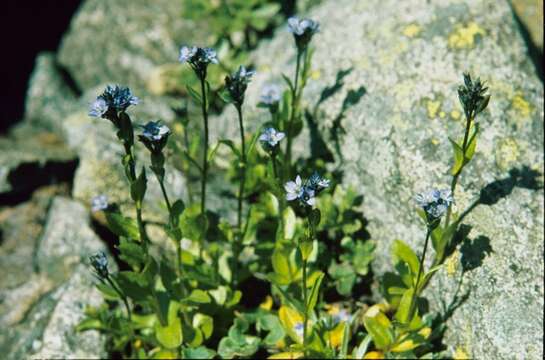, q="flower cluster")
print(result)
[285,173,329,207]
[287,16,319,50]
[91,194,109,212]
[138,121,171,153]
[224,66,255,106]
[89,85,139,119]
[415,188,454,223]
[457,73,490,120]
[179,46,218,77]
[259,127,285,152]
[90,251,109,279]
